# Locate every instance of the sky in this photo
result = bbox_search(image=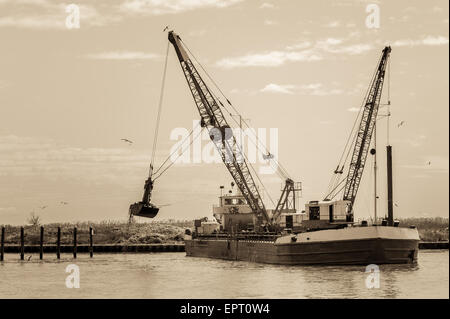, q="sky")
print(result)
[0,0,448,225]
